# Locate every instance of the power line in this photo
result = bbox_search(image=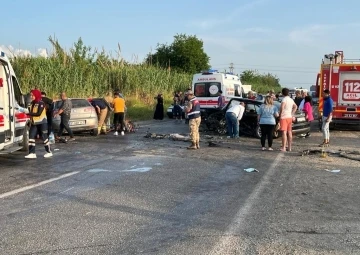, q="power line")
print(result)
[213,63,319,71]
[213,67,317,74]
